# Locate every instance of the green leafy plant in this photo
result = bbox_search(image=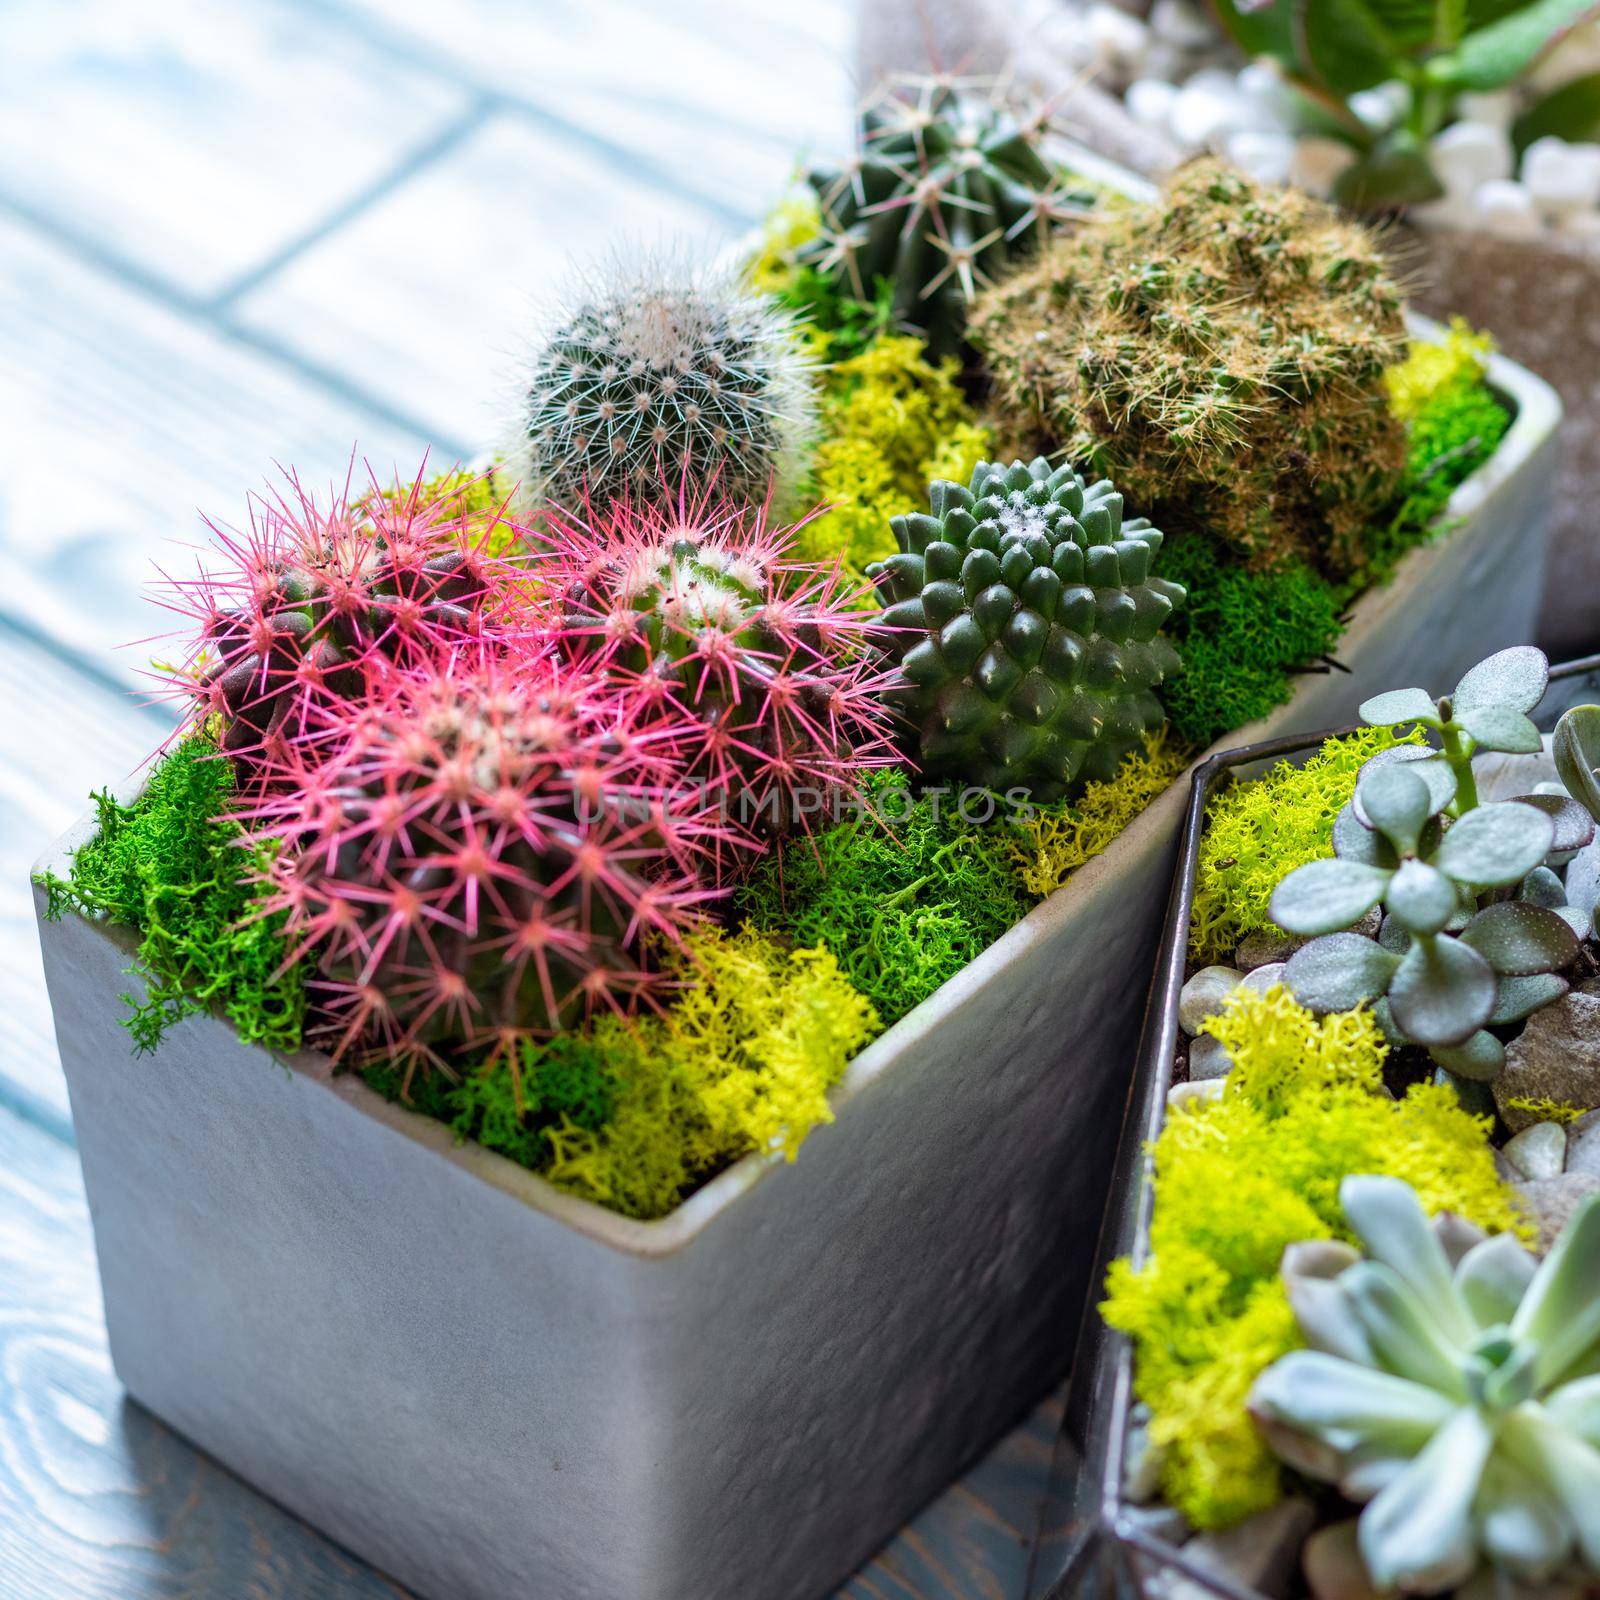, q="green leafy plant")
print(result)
[974,159,1409,579]
[869,456,1184,803]
[1250,1175,1600,1596]
[1102,984,1526,1531]
[1273,648,1593,1082]
[1212,0,1600,209]
[34,736,305,1054]
[800,76,1086,357]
